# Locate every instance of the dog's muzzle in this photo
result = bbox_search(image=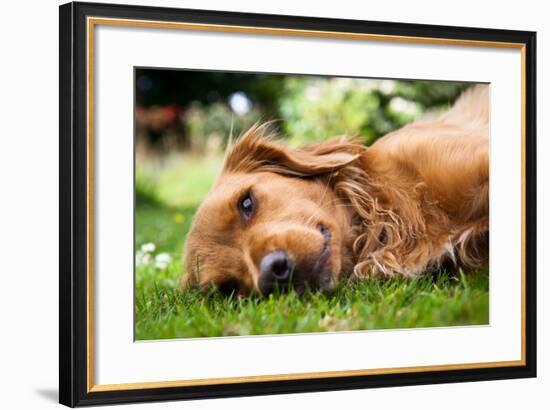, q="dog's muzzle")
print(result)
[257,224,332,296]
